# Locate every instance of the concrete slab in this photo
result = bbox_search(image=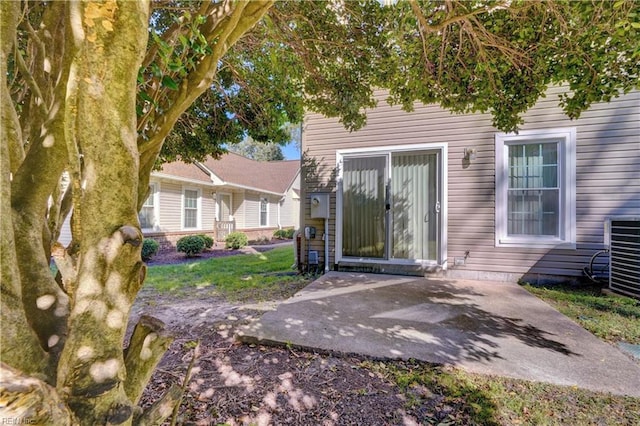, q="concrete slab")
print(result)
[239,272,640,397]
